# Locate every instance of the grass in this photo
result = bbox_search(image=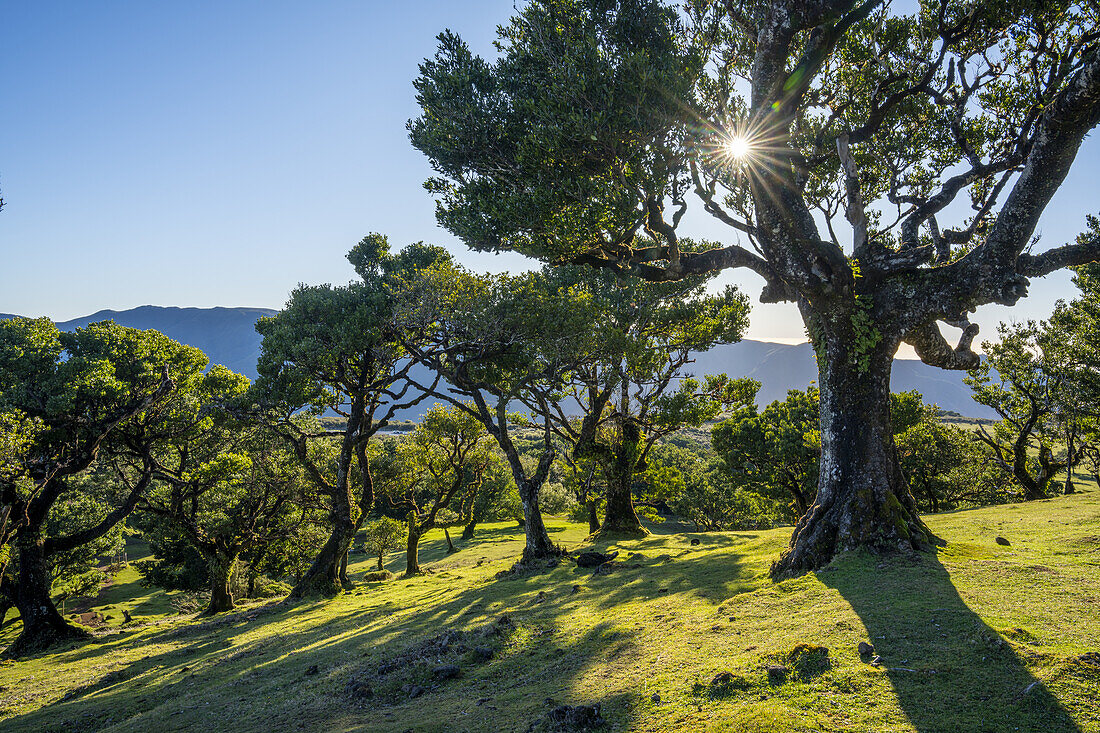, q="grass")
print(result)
[1,491,1099,733]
